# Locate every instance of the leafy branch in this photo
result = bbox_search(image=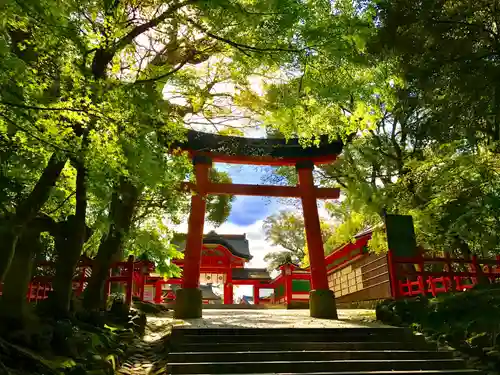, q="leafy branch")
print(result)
[186,18,301,55]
